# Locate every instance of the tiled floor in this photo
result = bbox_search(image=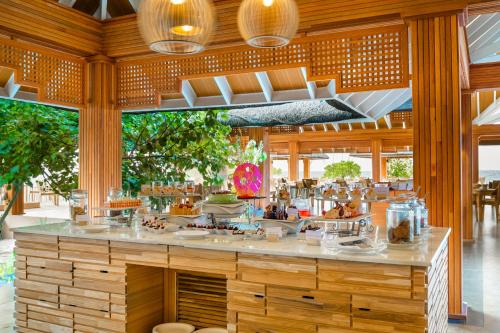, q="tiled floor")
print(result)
[0,206,499,332]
